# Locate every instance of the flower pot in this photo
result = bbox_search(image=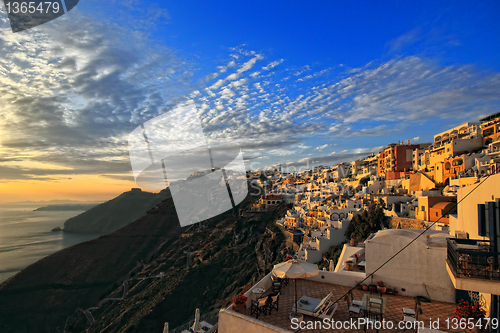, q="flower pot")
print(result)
[377,286,386,294]
[350,238,356,246]
[369,285,377,292]
[232,303,247,315]
[362,285,369,291]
